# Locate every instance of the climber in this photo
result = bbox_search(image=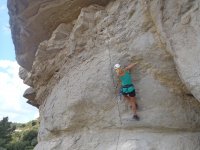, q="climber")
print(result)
[114,63,139,121]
